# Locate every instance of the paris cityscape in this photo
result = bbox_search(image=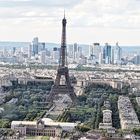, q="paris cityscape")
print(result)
[1,0,140,140]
